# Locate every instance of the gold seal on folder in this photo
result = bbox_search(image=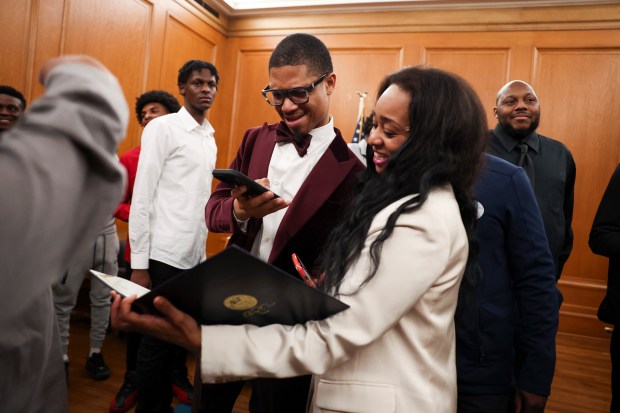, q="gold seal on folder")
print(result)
[224,294,258,311]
